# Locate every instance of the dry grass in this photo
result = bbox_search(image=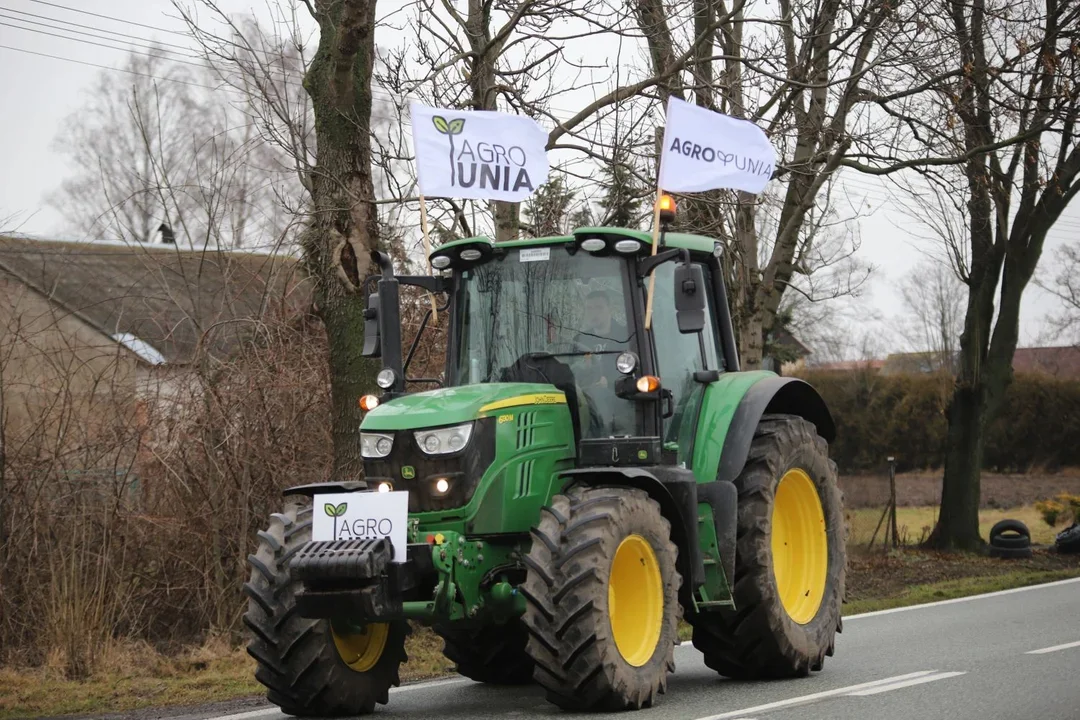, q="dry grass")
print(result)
[0,626,450,720]
[845,504,1066,547]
